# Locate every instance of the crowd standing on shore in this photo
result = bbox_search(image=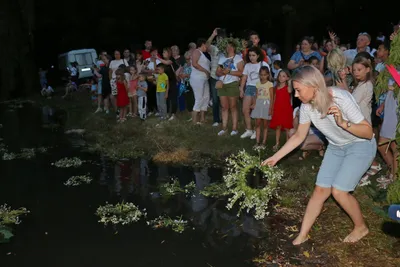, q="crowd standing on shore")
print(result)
[42,24,399,245]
